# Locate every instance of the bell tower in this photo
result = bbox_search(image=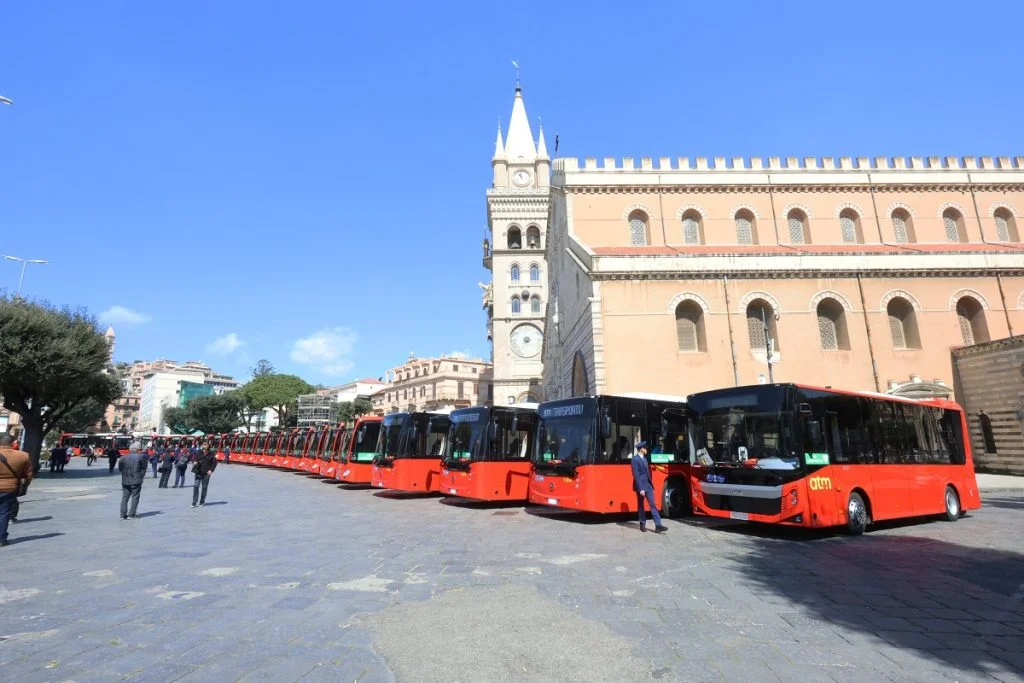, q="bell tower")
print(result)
[484,79,550,405]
